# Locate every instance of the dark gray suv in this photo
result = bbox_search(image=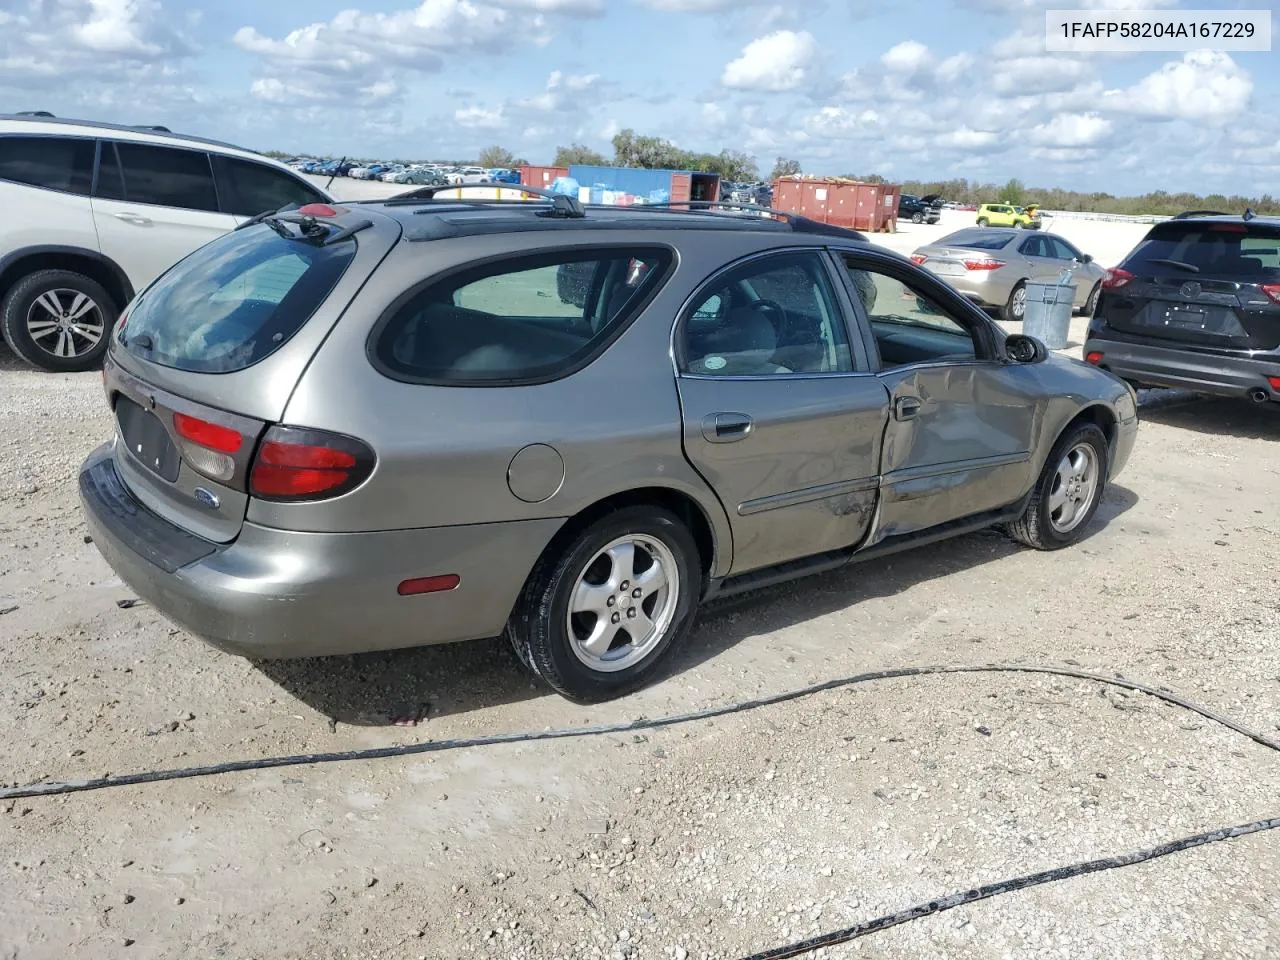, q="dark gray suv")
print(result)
[79,190,1138,701]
